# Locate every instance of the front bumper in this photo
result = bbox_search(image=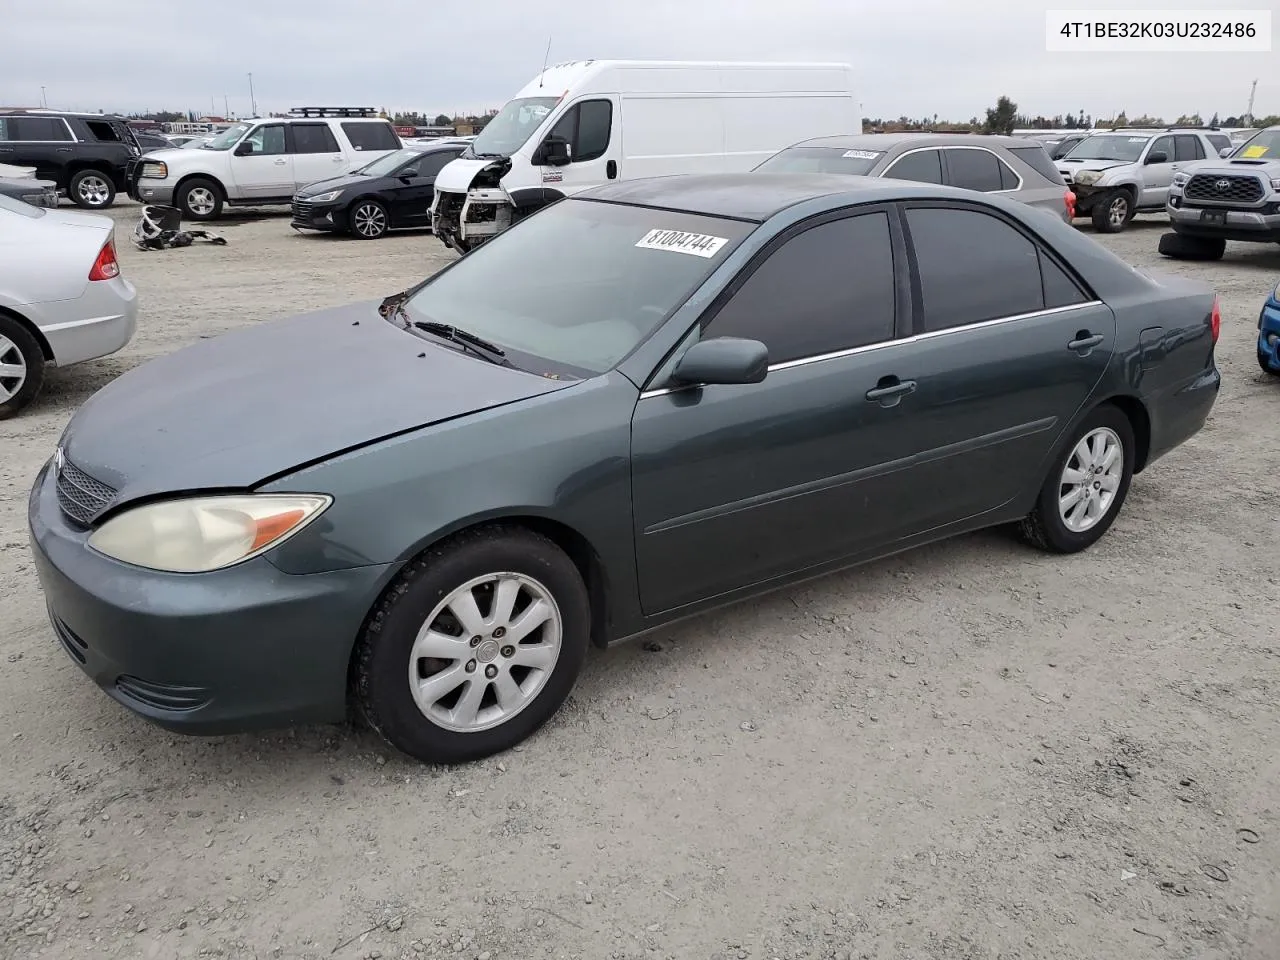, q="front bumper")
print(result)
[1167,193,1280,242]
[290,197,347,232]
[1259,300,1280,372]
[27,459,393,735]
[42,276,138,367]
[128,181,176,204]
